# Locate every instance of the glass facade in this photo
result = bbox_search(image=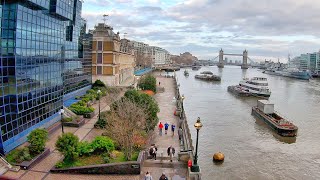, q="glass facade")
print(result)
[0,0,91,154]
